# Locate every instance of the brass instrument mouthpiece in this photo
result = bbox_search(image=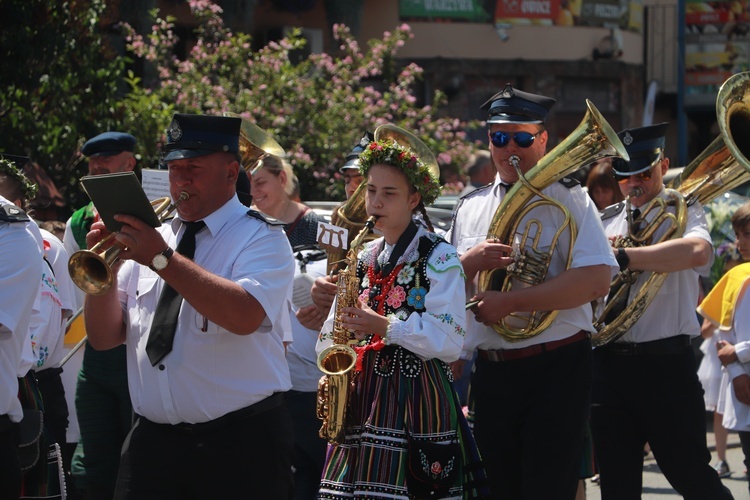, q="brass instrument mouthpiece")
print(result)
[628,187,643,199]
[509,155,521,168]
